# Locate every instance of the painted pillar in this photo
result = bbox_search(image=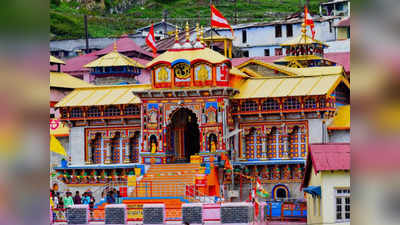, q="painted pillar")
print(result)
[123,138,130,163]
[104,138,111,164]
